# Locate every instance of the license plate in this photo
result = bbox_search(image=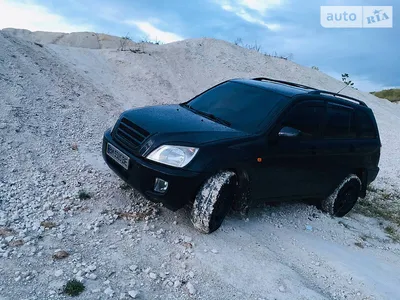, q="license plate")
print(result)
[106,143,130,170]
